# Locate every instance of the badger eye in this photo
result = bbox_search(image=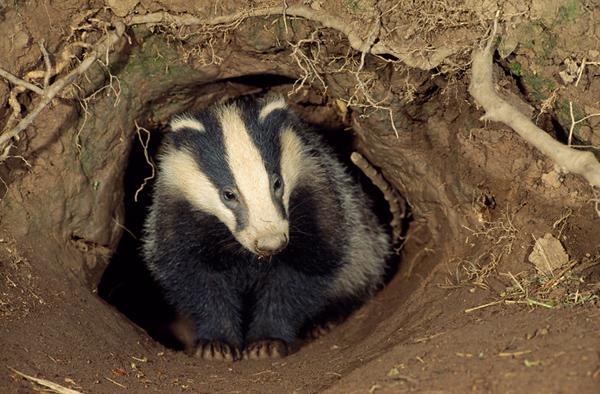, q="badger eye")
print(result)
[222,190,237,201]
[273,177,282,191]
